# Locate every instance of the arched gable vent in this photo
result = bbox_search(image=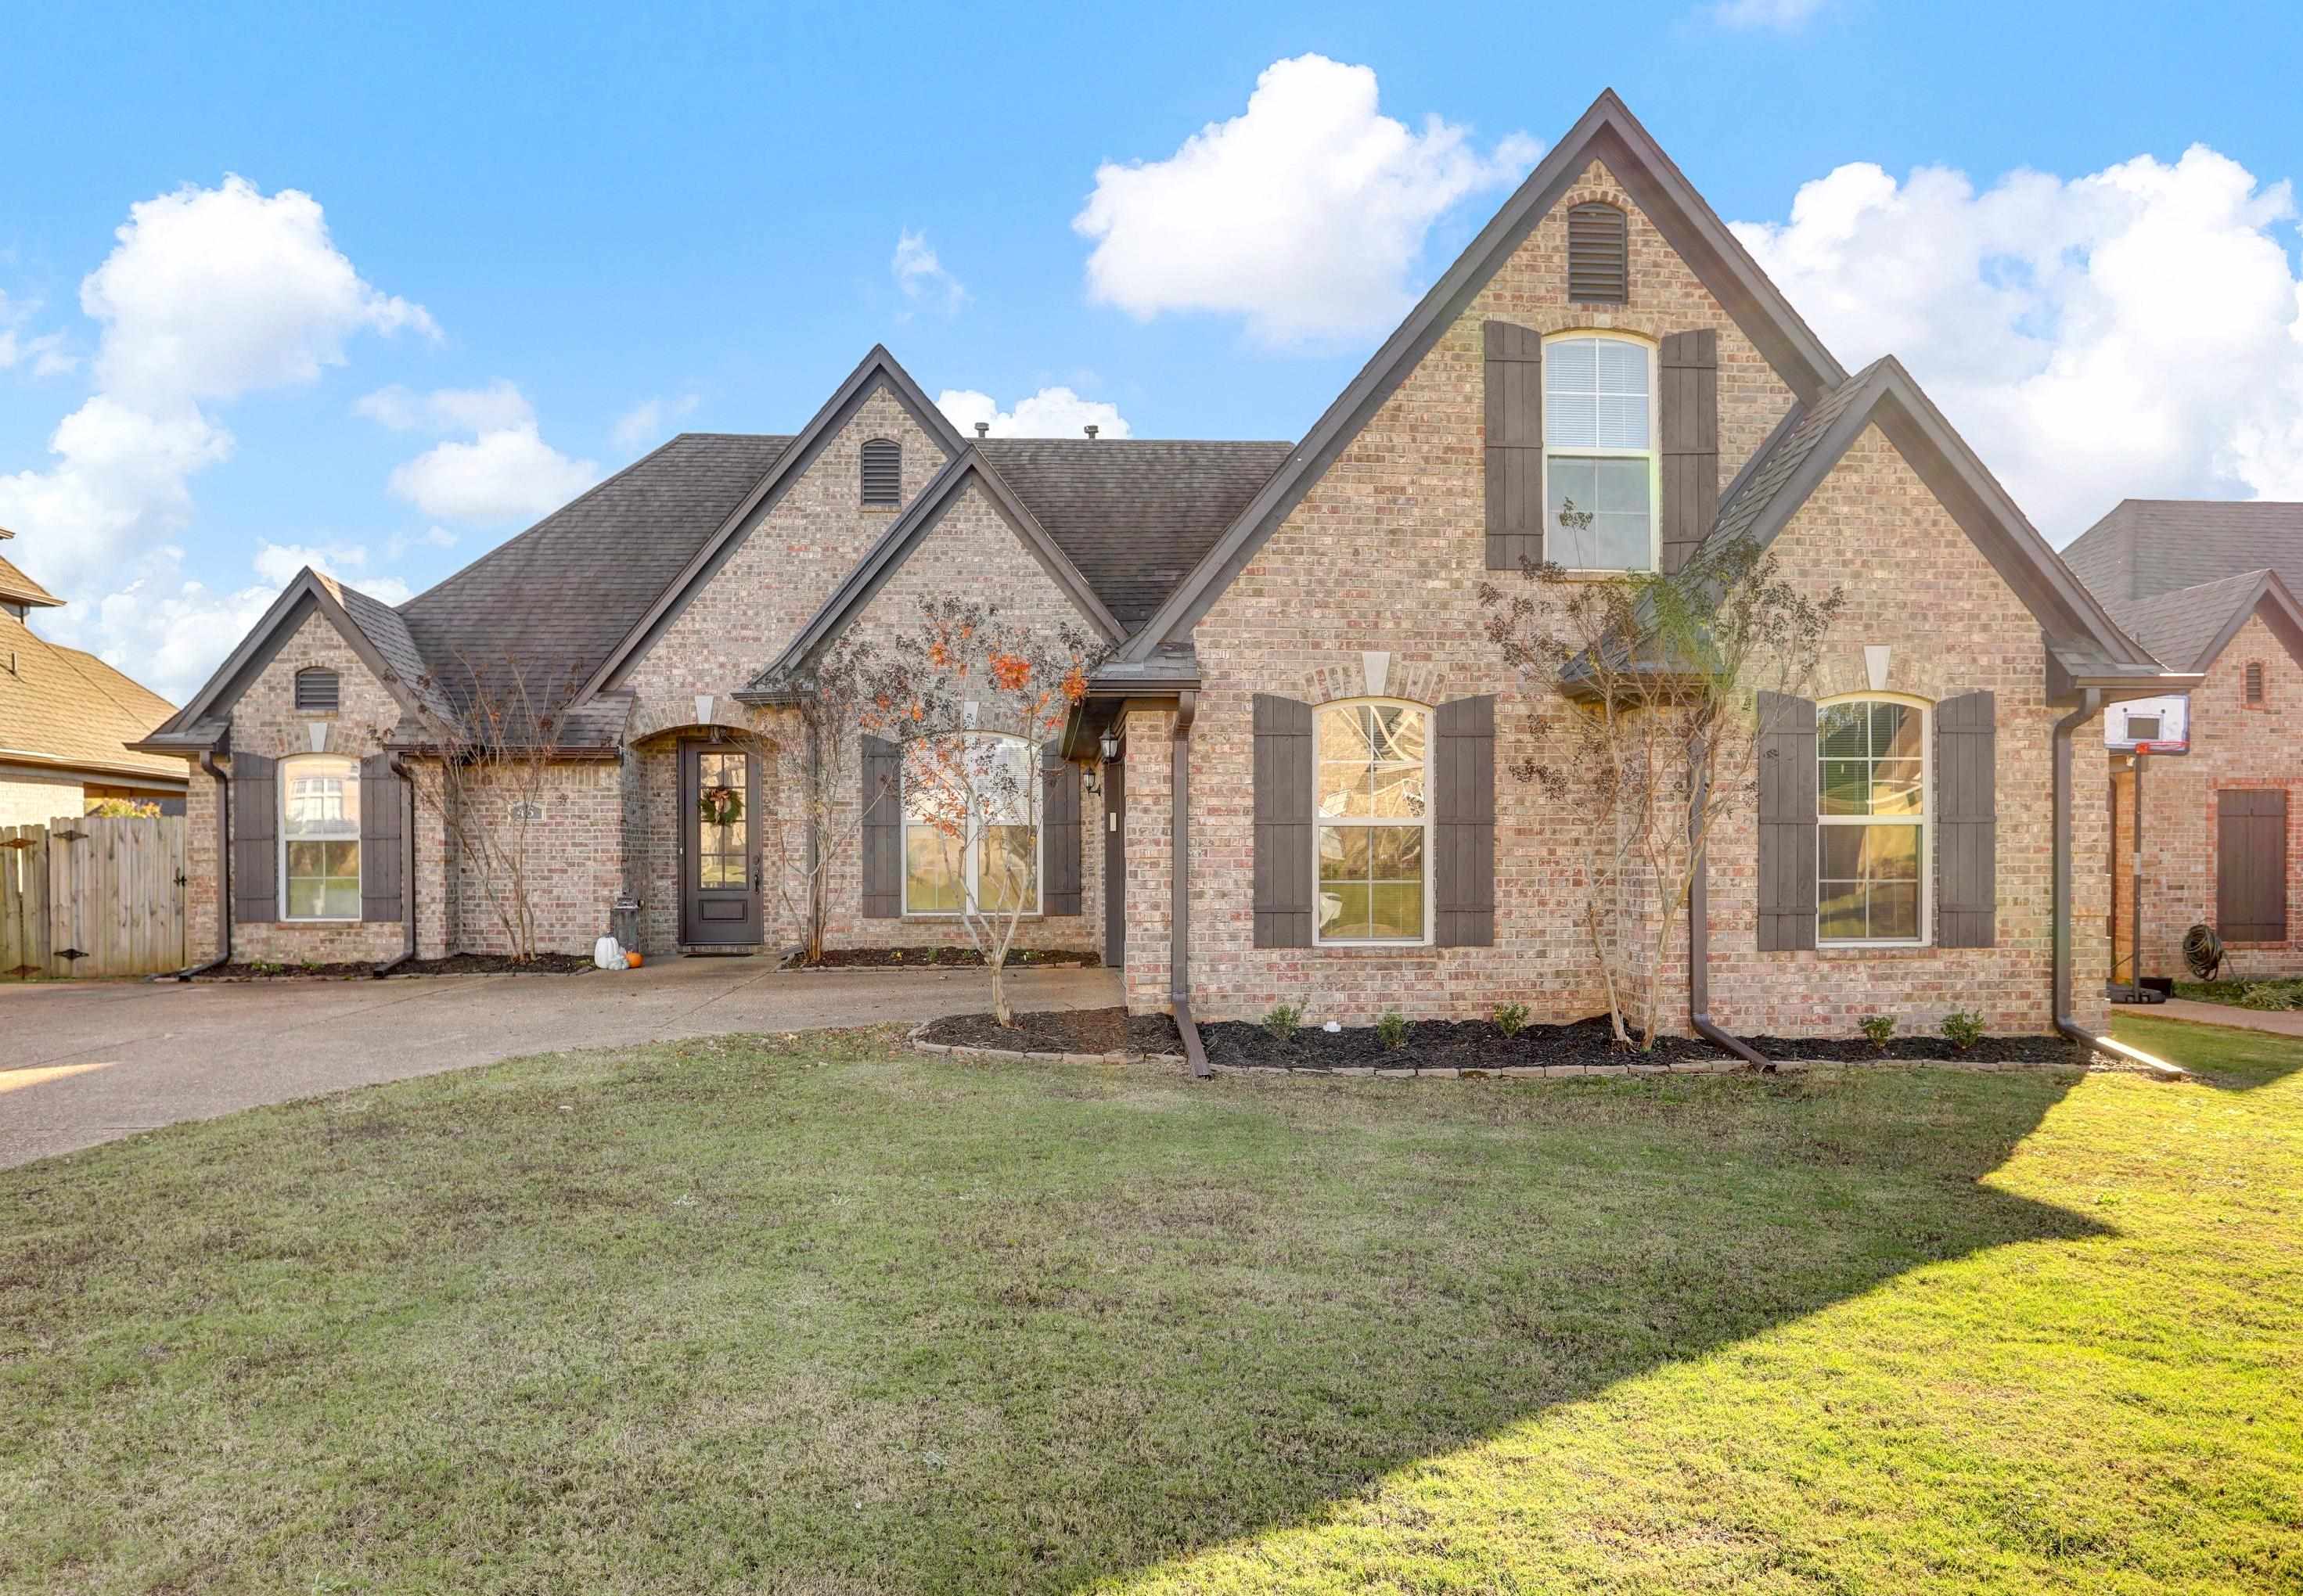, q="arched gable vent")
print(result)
[860,439,902,507]
[293,667,340,712]
[1566,201,1628,304]
[2246,660,2266,707]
